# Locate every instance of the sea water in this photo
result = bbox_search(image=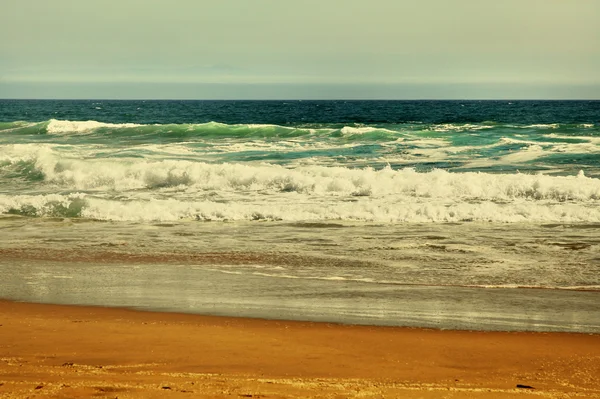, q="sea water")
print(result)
[1,100,599,332]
